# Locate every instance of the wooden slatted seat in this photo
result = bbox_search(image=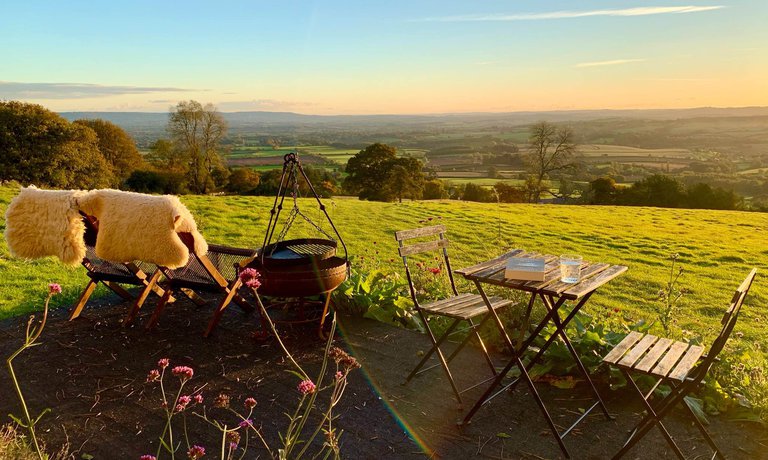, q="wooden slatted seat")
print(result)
[421,293,510,320]
[604,268,757,460]
[395,225,515,406]
[604,331,705,382]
